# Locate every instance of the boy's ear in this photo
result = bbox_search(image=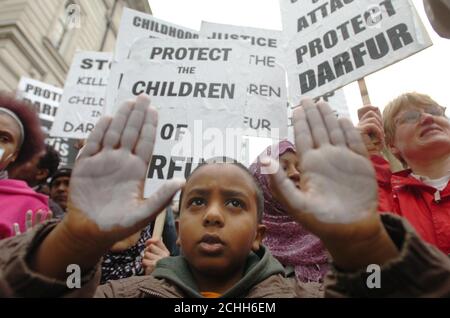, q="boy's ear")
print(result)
[175,219,180,247]
[251,224,266,252]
